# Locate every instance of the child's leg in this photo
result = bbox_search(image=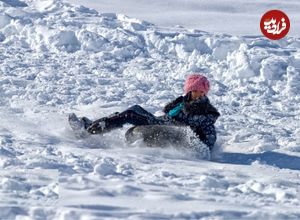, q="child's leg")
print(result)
[88,105,159,134]
[82,117,93,129]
